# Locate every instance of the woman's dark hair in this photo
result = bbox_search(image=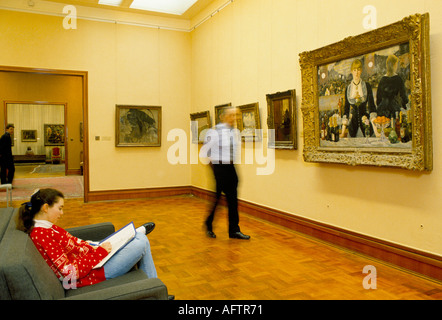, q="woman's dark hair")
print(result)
[17,188,64,233]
